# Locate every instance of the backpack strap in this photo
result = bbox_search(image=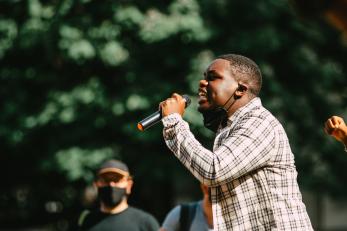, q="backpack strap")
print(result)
[78,210,90,227]
[179,203,198,231]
